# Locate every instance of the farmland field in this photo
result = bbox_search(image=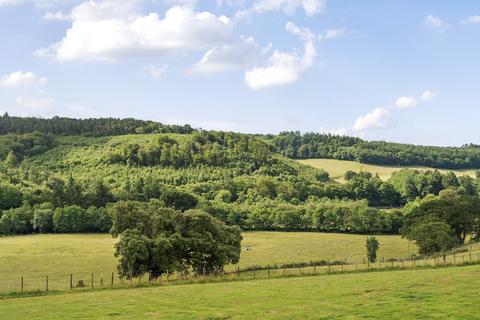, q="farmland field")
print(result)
[0,232,415,291]
[298,159,478,181]
[1,265,479,319]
